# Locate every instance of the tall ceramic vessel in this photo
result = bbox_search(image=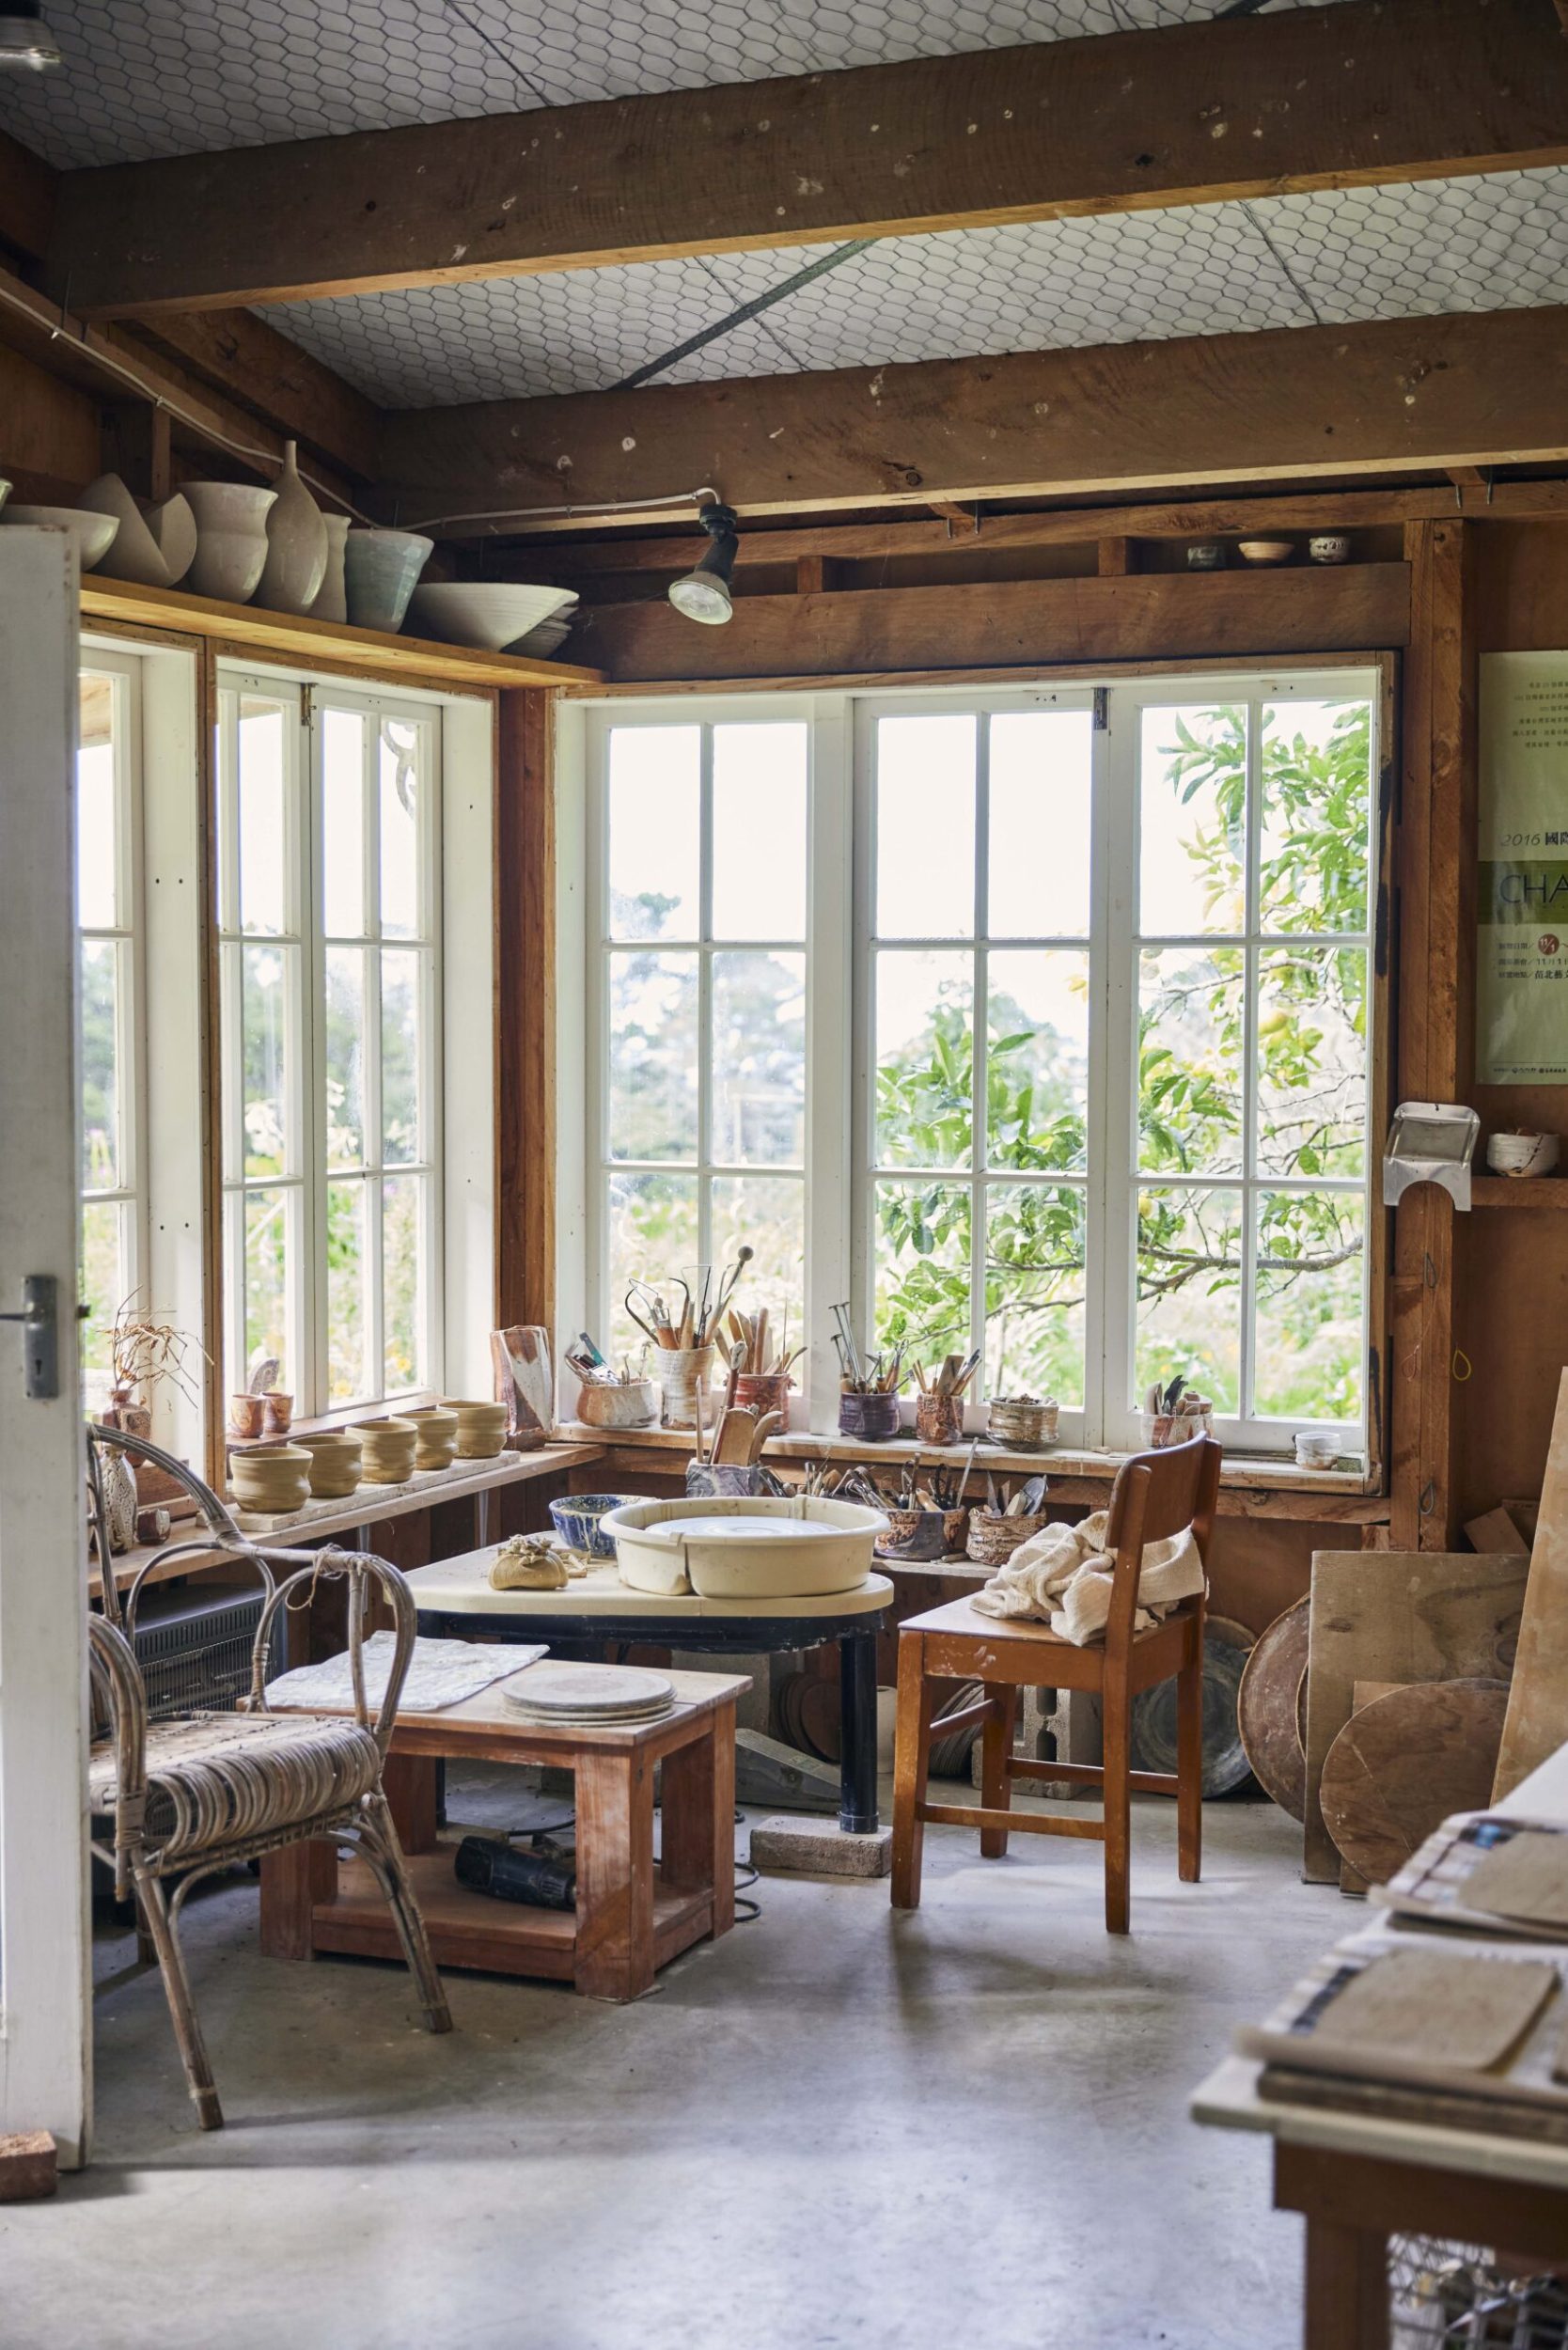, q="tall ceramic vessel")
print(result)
[255,441,328,615]
[183,483,278,603]
[344,527,433,634]
[311,513,351,622]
